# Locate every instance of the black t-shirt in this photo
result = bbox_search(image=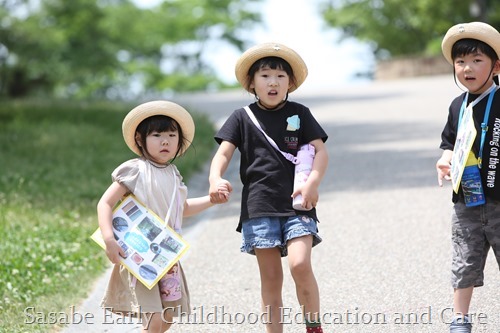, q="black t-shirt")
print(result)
[215,101,328,231]
[440,89,500,202]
